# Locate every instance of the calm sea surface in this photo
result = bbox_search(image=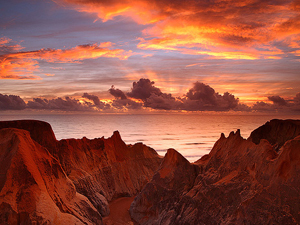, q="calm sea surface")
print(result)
[1,113,300,162]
